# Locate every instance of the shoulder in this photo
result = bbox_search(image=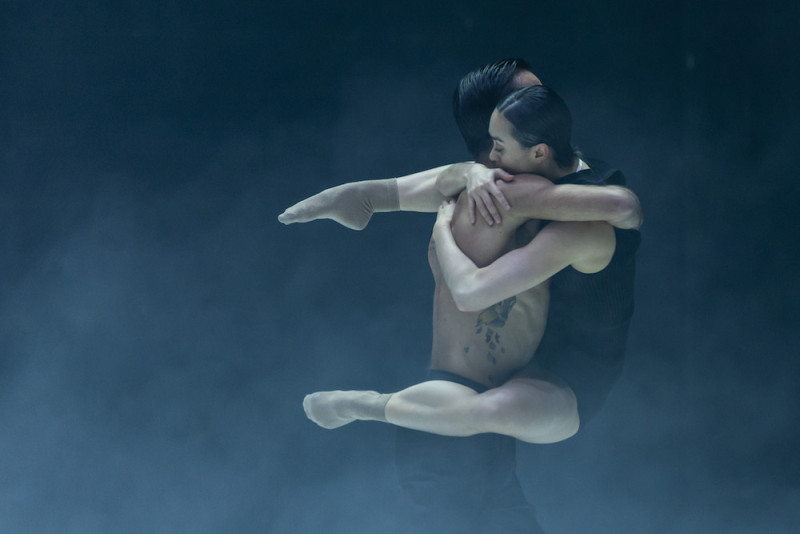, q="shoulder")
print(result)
[564,158,627,187]
[541,221,616,273]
